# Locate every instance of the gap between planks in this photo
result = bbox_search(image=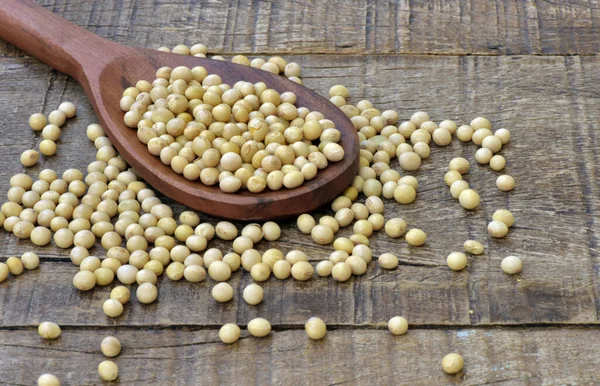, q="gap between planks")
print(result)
[4,323,600,331]
[1,51,599,60]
